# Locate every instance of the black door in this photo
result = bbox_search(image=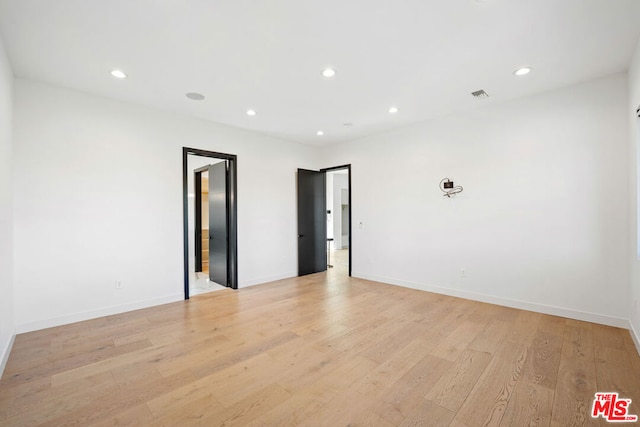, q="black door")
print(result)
[209,161,228,285]
[194,170,204,273]
[297,169,327,275]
